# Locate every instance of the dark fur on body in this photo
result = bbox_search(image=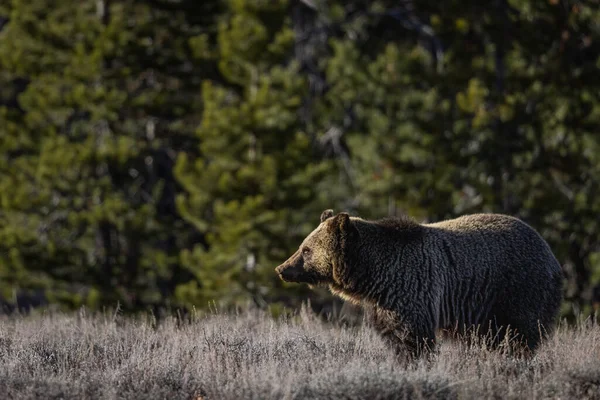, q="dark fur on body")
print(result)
[276,210,563,359]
